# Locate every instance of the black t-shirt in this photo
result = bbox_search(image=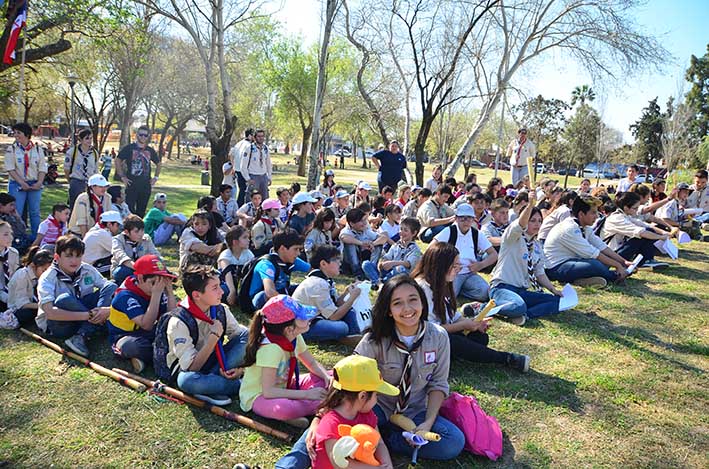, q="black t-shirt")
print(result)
[117,143,160,180]
[373,150,407,185]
